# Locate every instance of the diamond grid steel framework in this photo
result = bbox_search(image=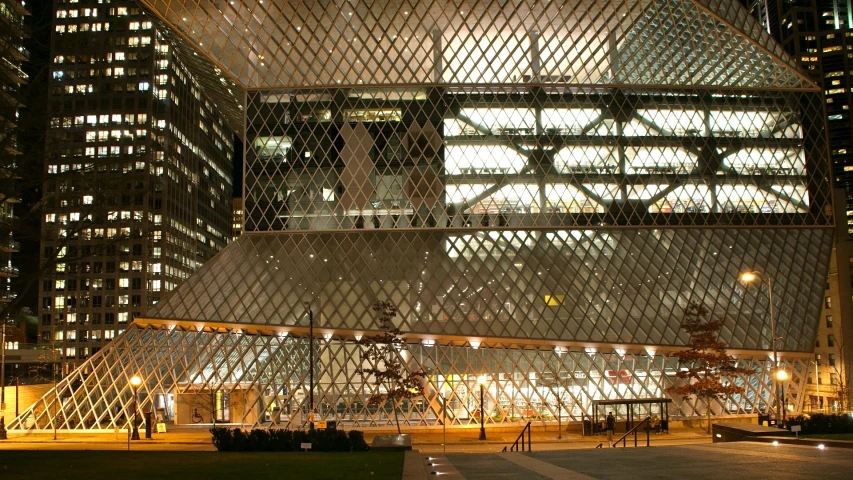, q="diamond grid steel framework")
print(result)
[12,0,835,430]
[10,324,813,431]
[140,0,807,90]
[11,227,831,430]
[140,229,830,353]
[244,87,829,232]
